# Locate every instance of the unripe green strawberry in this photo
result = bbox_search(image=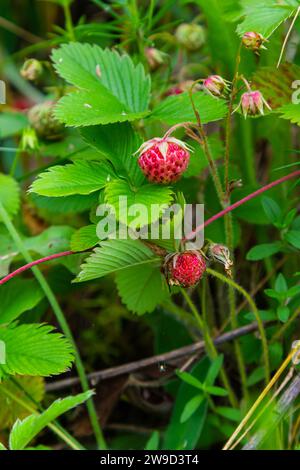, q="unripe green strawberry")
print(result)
[28,101,64,141]
[175,23,205,51]
[20,59,43,81]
